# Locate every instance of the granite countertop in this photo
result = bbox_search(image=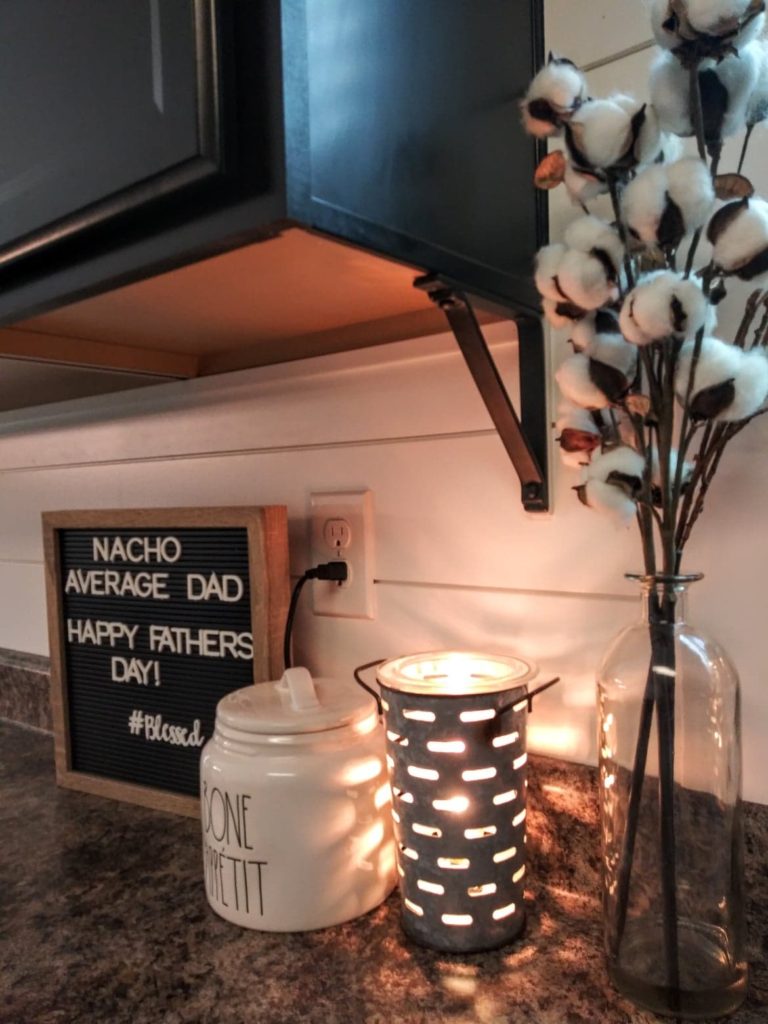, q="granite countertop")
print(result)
[0,720,765,1024]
